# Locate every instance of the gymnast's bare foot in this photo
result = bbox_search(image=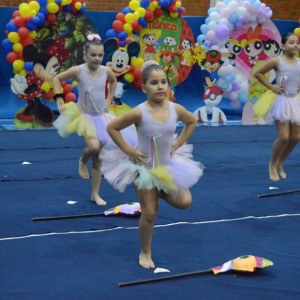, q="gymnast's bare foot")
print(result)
[91,195,107,206]
[139,252,155,269]
[269,162,279,181]
[276,163,286,179]
[79,158,89,179]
